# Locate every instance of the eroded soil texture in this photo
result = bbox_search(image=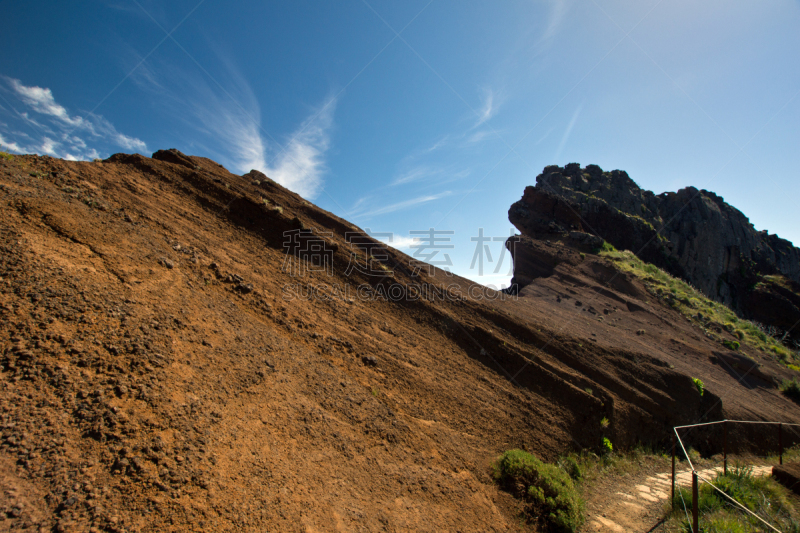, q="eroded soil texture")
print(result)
[0,150,798,532]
